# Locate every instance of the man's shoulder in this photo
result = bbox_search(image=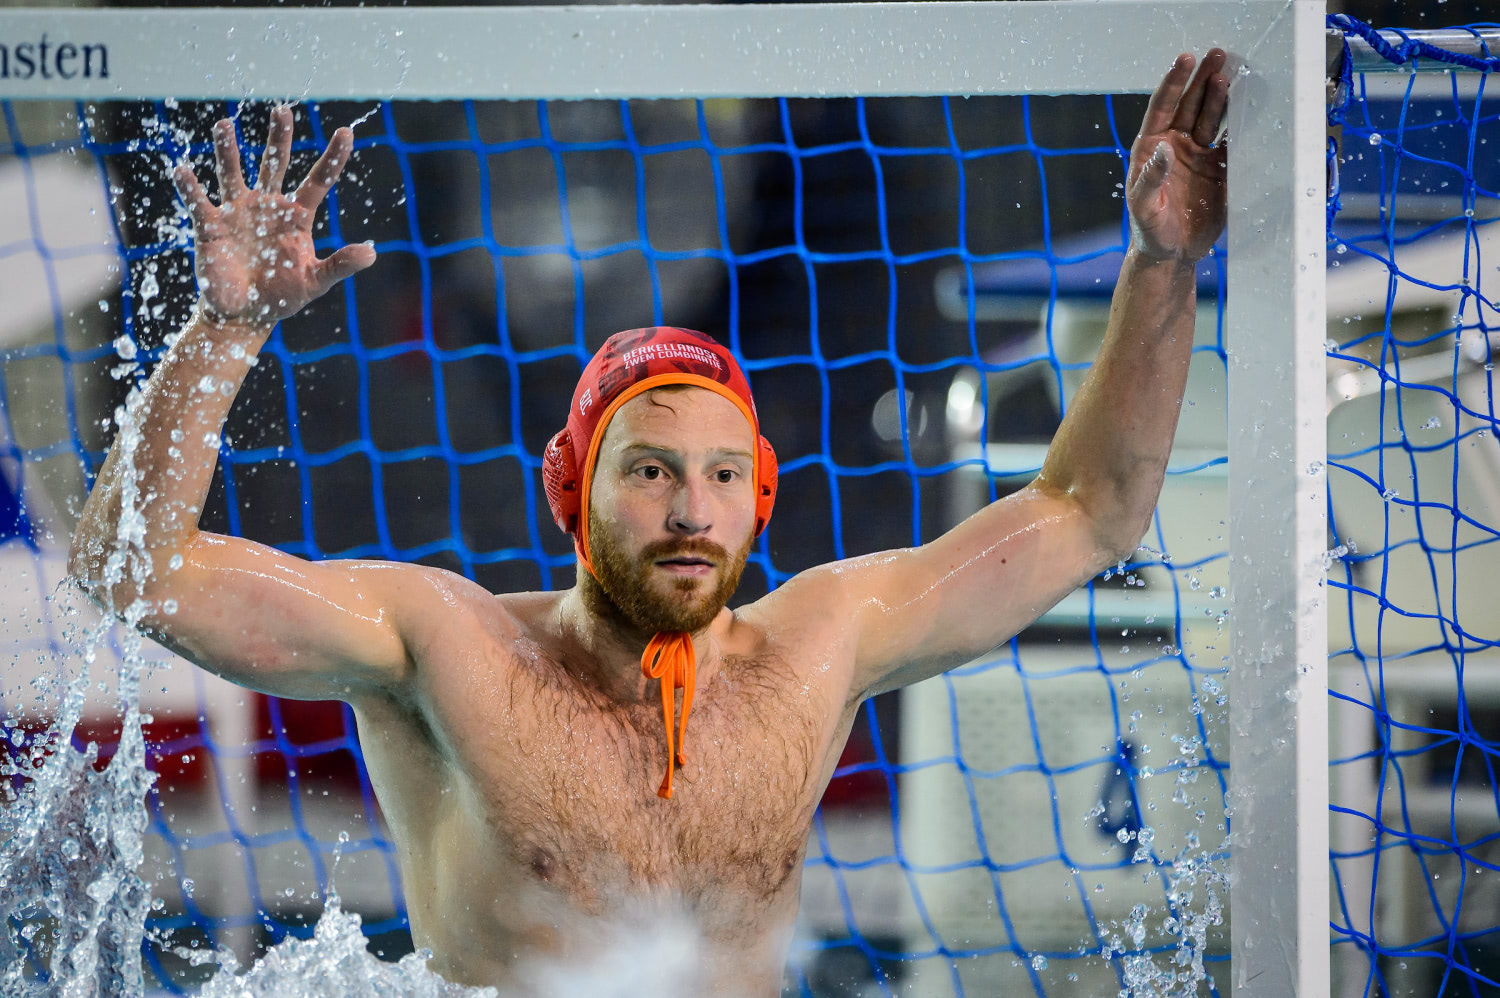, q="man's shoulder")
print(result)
[379,562,548,655]
[491,588,567,636]
[378,580,577,716]
[729,563,867,664]
[738,551,895,621]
